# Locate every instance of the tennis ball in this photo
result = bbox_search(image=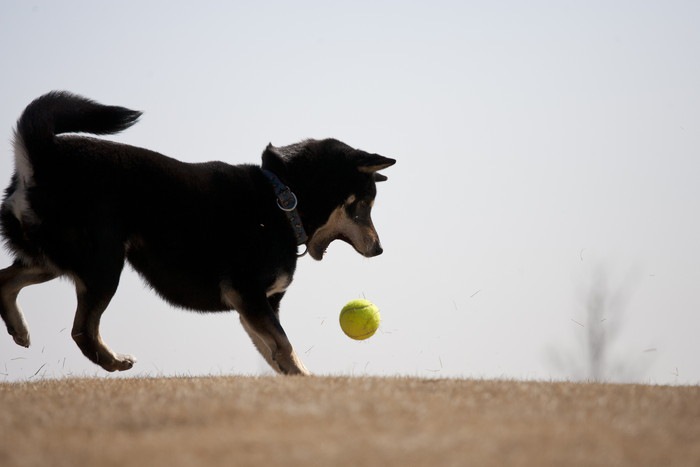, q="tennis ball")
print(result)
[339,299,381,340]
